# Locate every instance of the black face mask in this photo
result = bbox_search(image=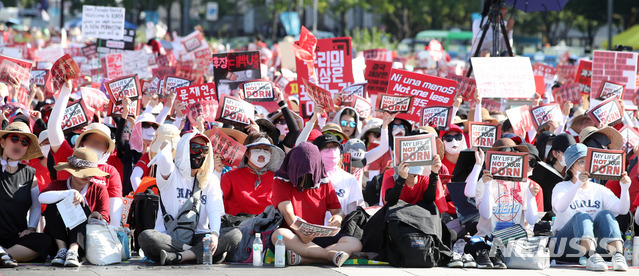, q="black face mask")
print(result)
[190,152,206,169]
[297,174,316,189]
